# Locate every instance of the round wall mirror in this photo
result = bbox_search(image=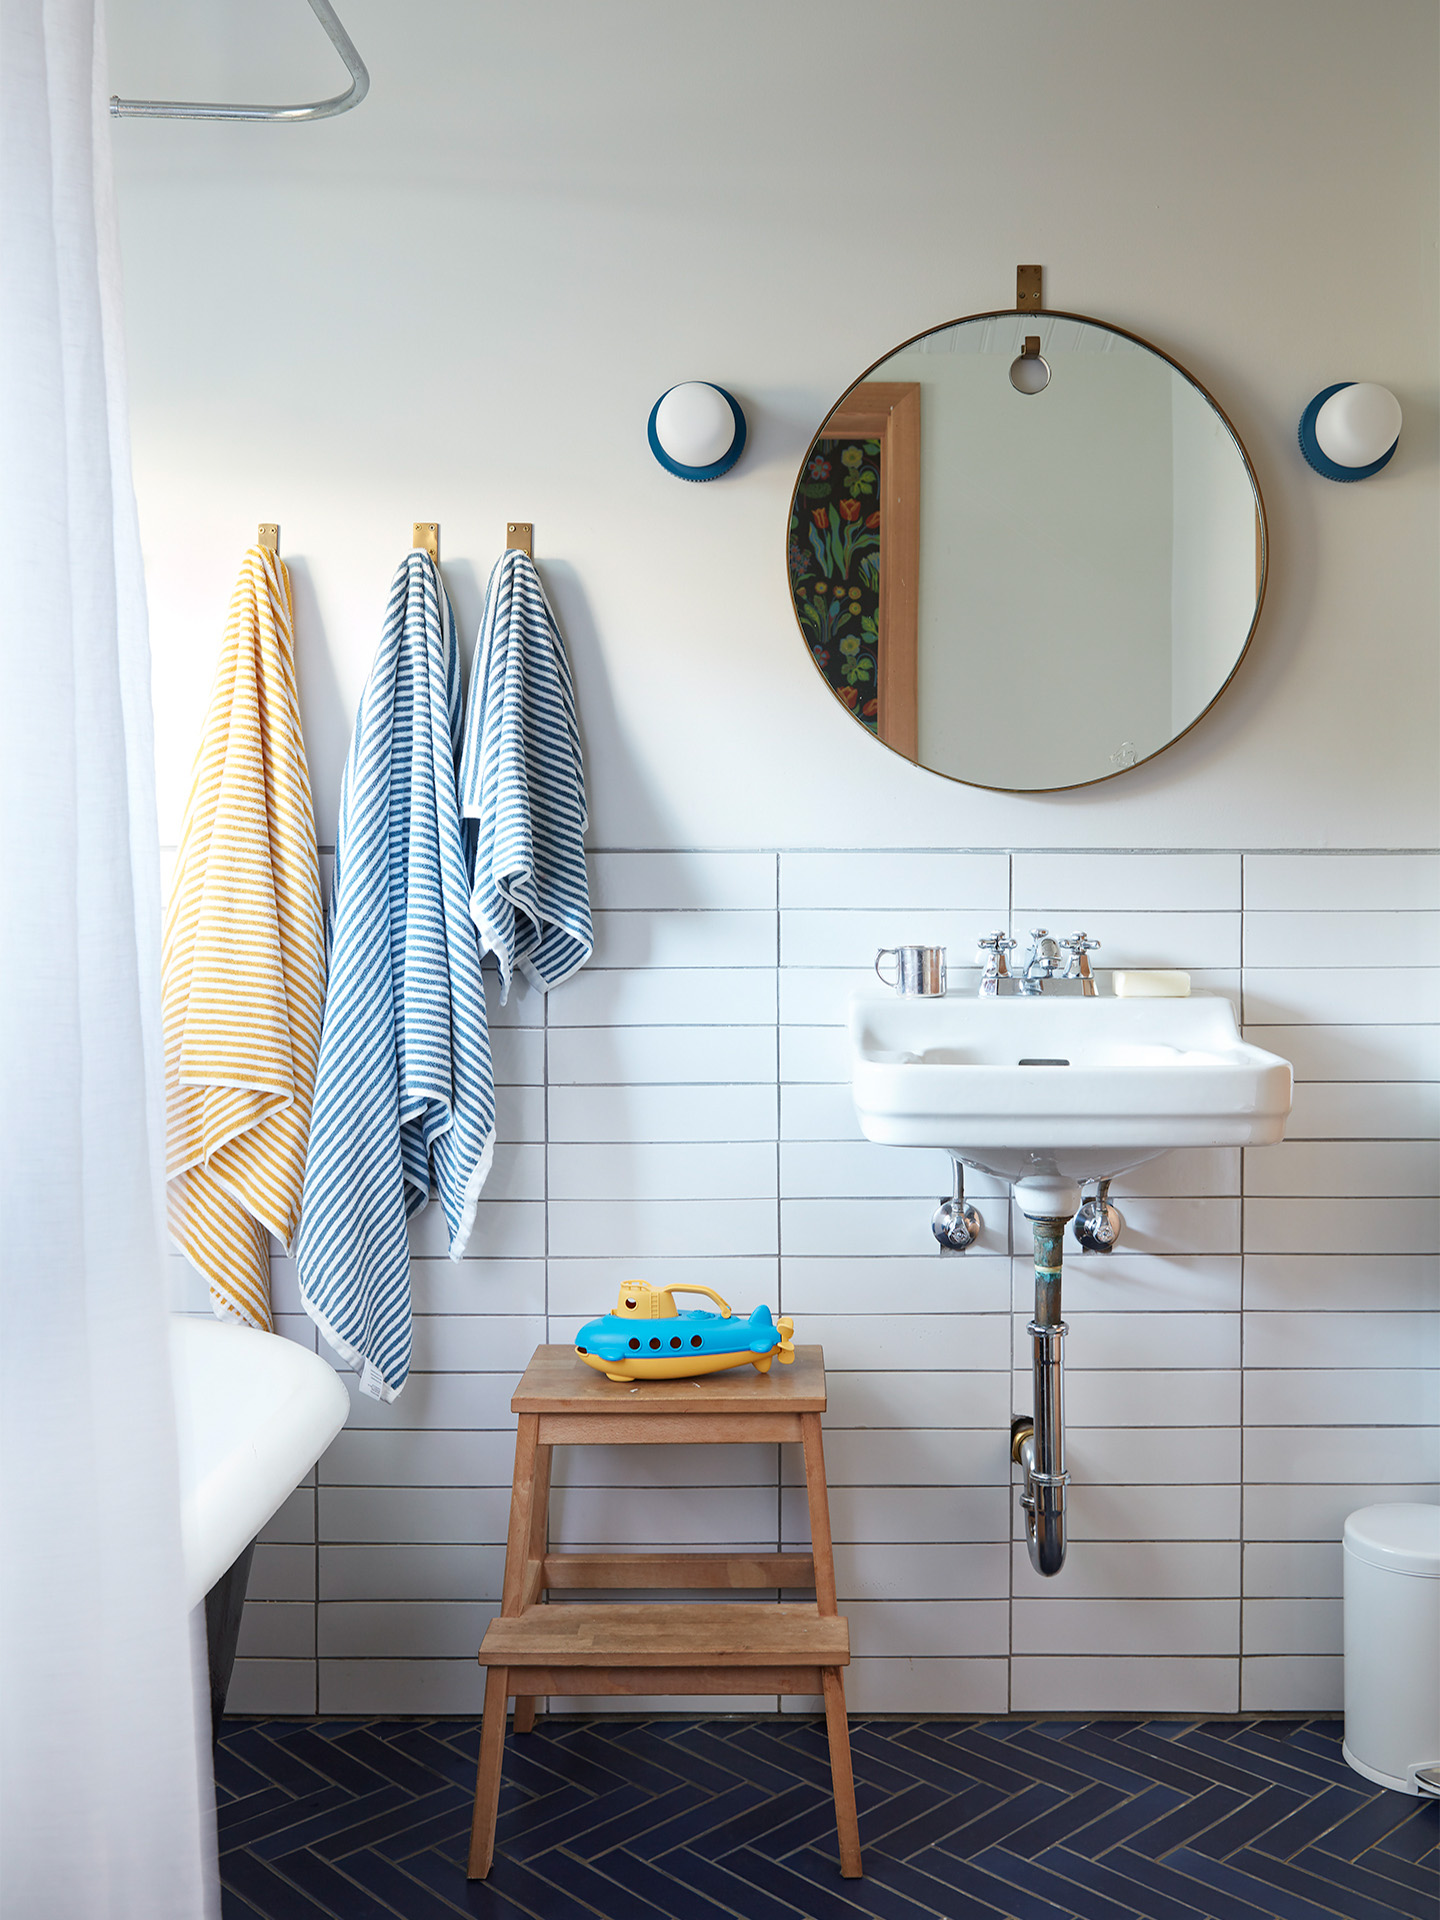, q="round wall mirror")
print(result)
[786,308,1267,792]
